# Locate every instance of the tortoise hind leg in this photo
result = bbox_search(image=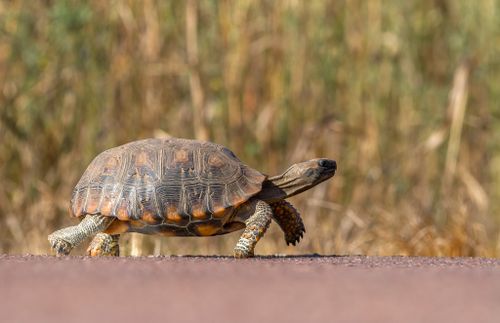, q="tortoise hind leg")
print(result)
[48,215,114,256]
[87,233,120,256]
[234,199,272,258]
[270,200,305,246]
